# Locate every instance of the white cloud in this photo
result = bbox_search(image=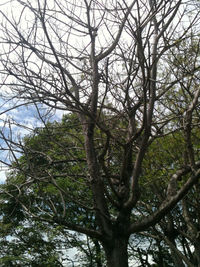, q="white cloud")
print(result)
[0,170,6,184]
